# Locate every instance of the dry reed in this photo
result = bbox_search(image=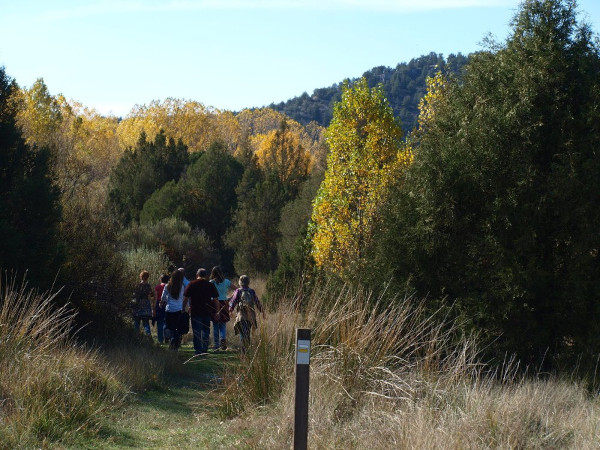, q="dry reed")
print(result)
[0,274,127,448]
[218,280,600,449]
